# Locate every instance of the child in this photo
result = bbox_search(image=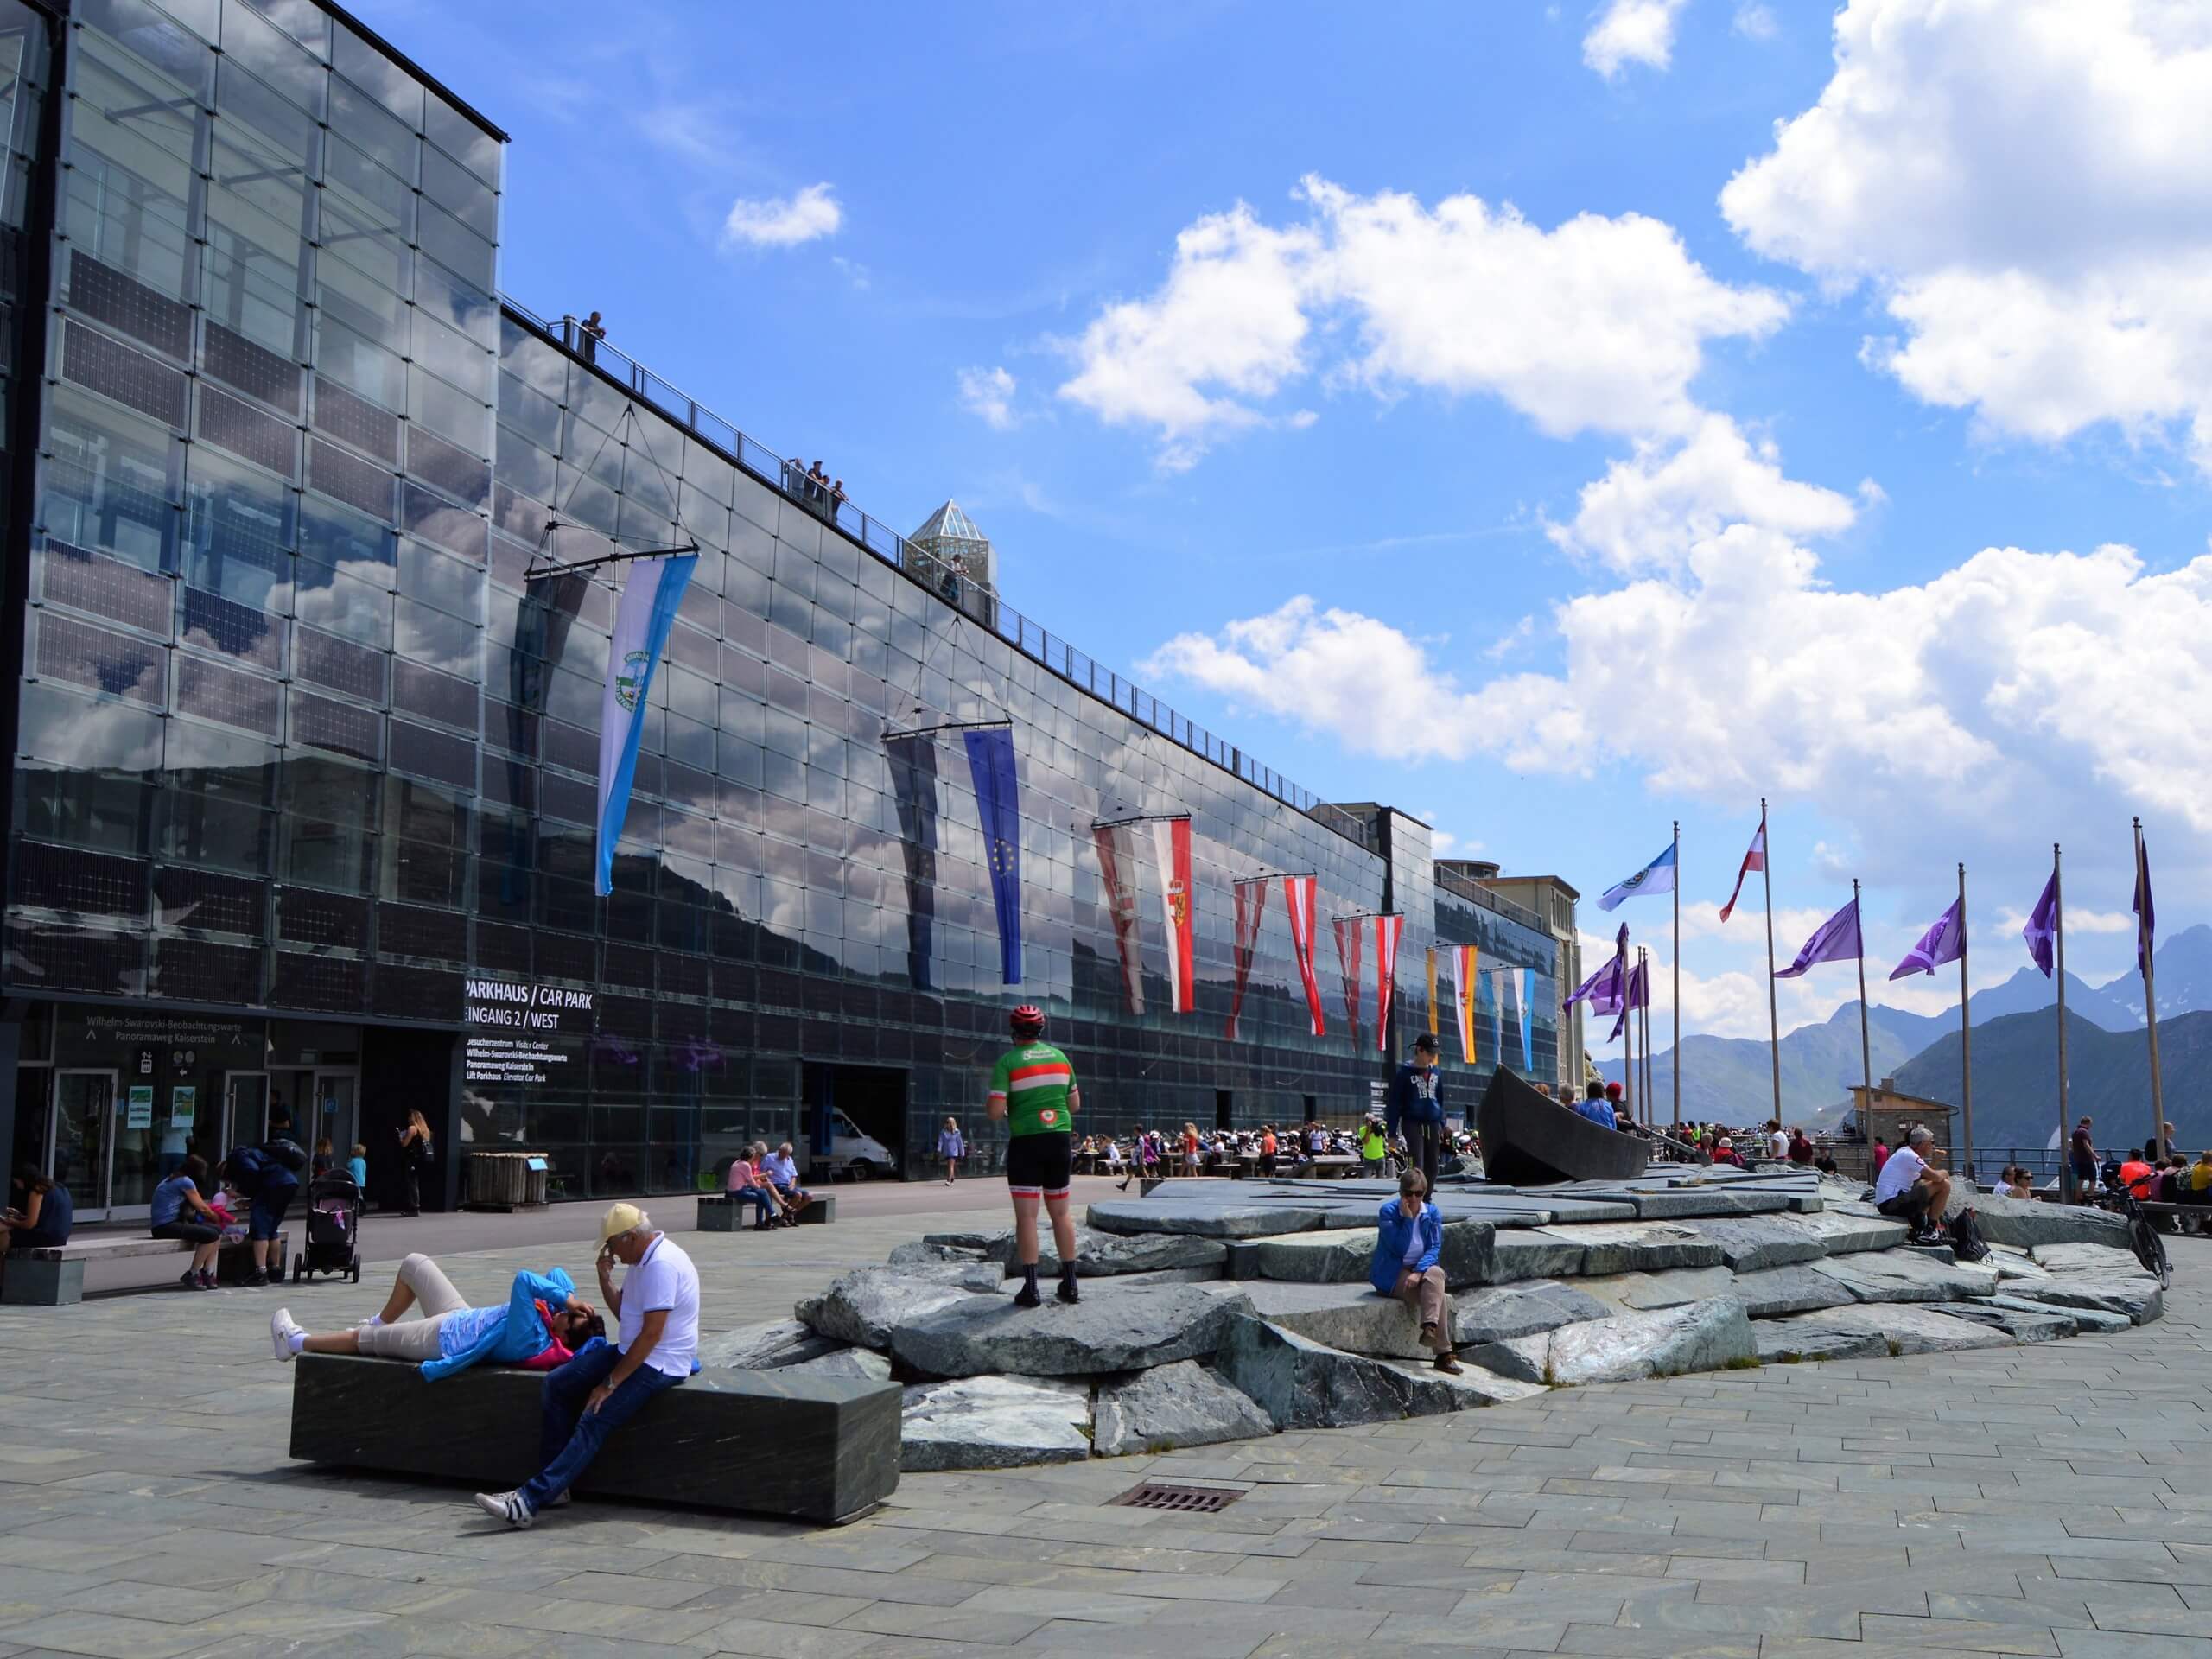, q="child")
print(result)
[346,1143,369,1189]
[312,1136,334,1177]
